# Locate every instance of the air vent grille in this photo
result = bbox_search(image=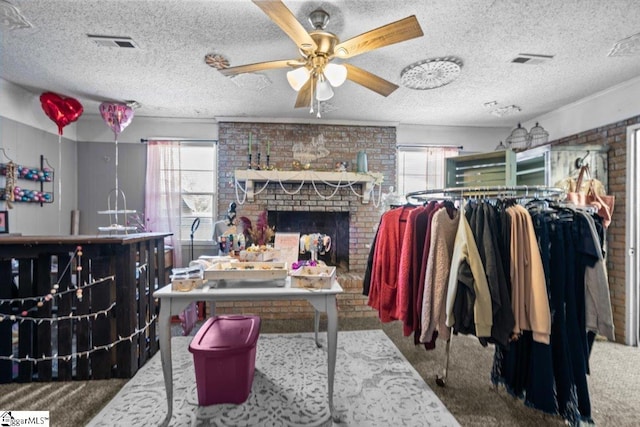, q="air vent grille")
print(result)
[88,34,138,48]
[511,53,554,65]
